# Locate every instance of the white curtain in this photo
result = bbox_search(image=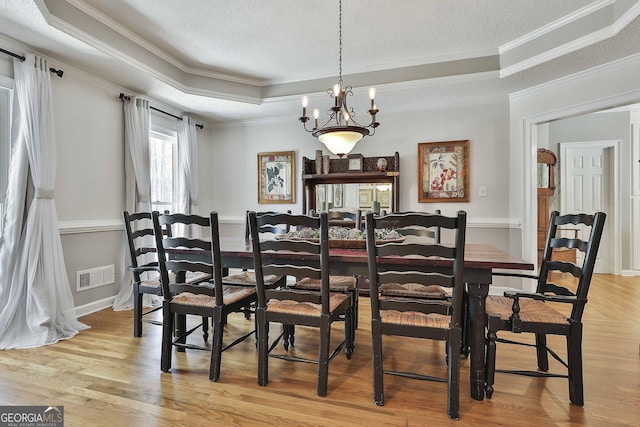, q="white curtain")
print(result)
[176,115,200,237]
[112,97,156,311]
[0,54,88,349]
